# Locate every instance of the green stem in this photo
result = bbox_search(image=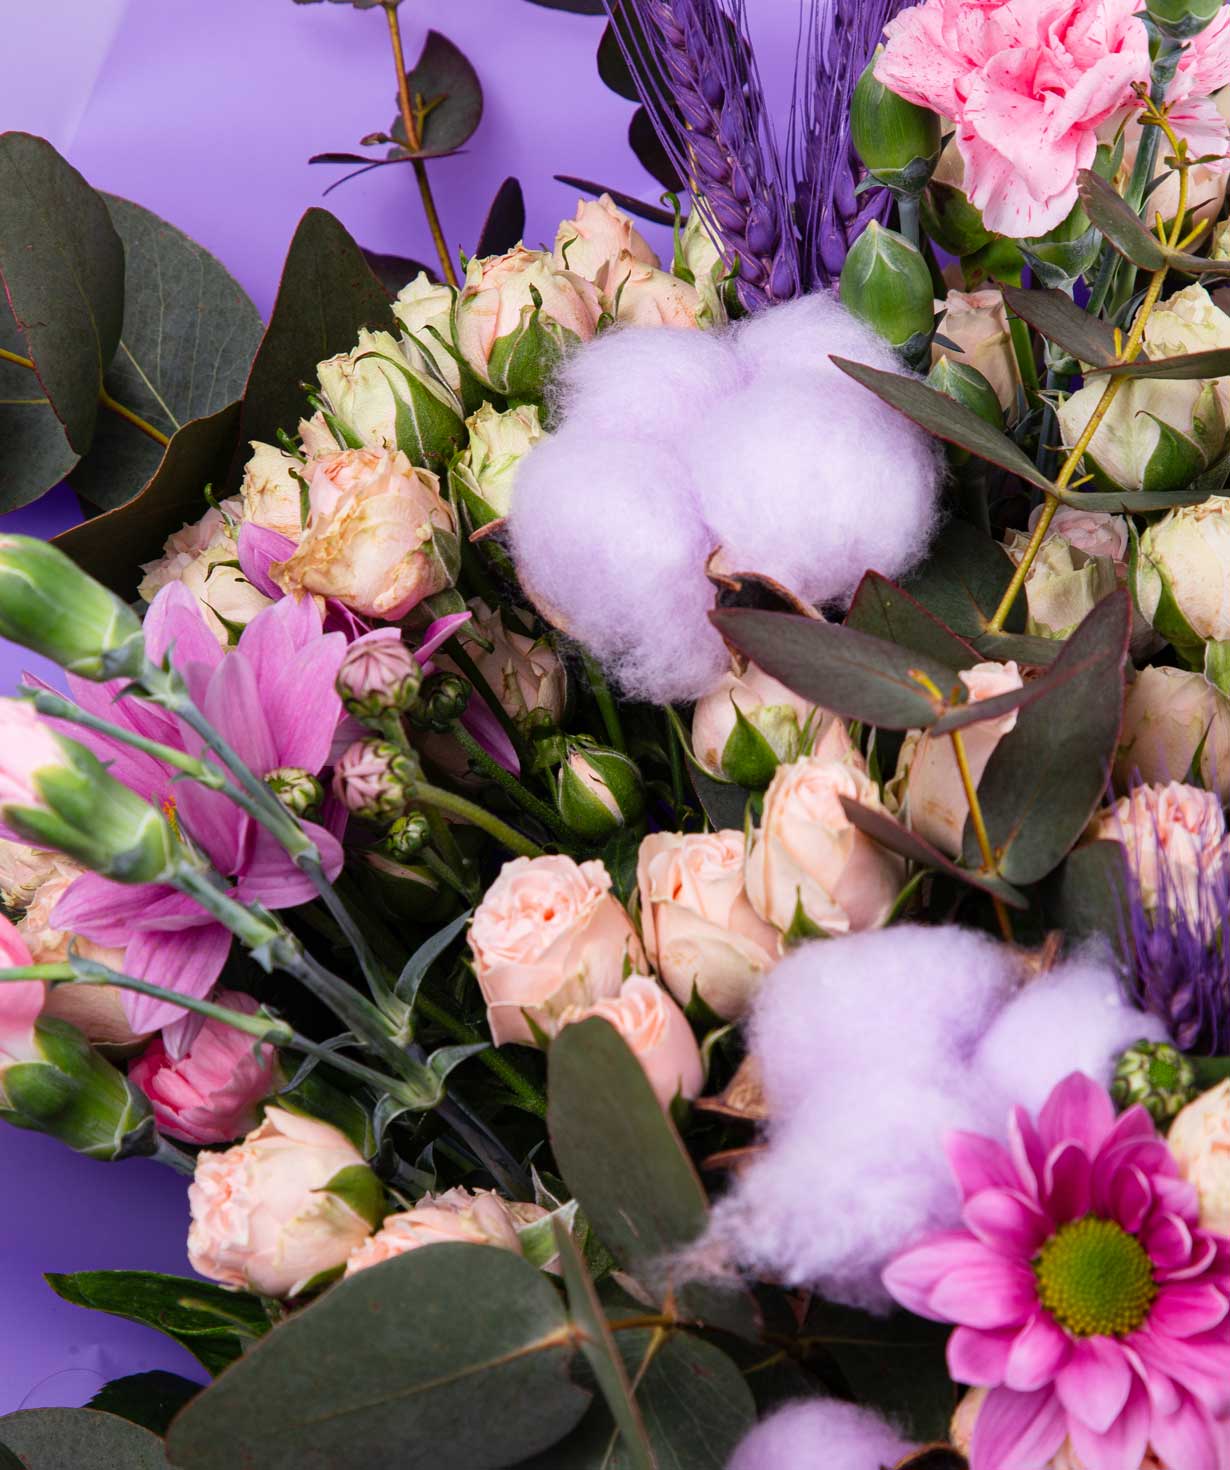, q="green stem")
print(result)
[897,192,920,249]
[417,842,474,900]
[415,993,548,1117]
[453,724,571,840]
[581,651,626,754]
[154,1139,197,1174]
[415,781,544,858]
